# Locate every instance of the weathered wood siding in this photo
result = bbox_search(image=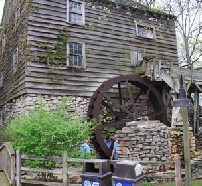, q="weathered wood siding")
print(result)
[26,0,178,97]
[0,0,30,106]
